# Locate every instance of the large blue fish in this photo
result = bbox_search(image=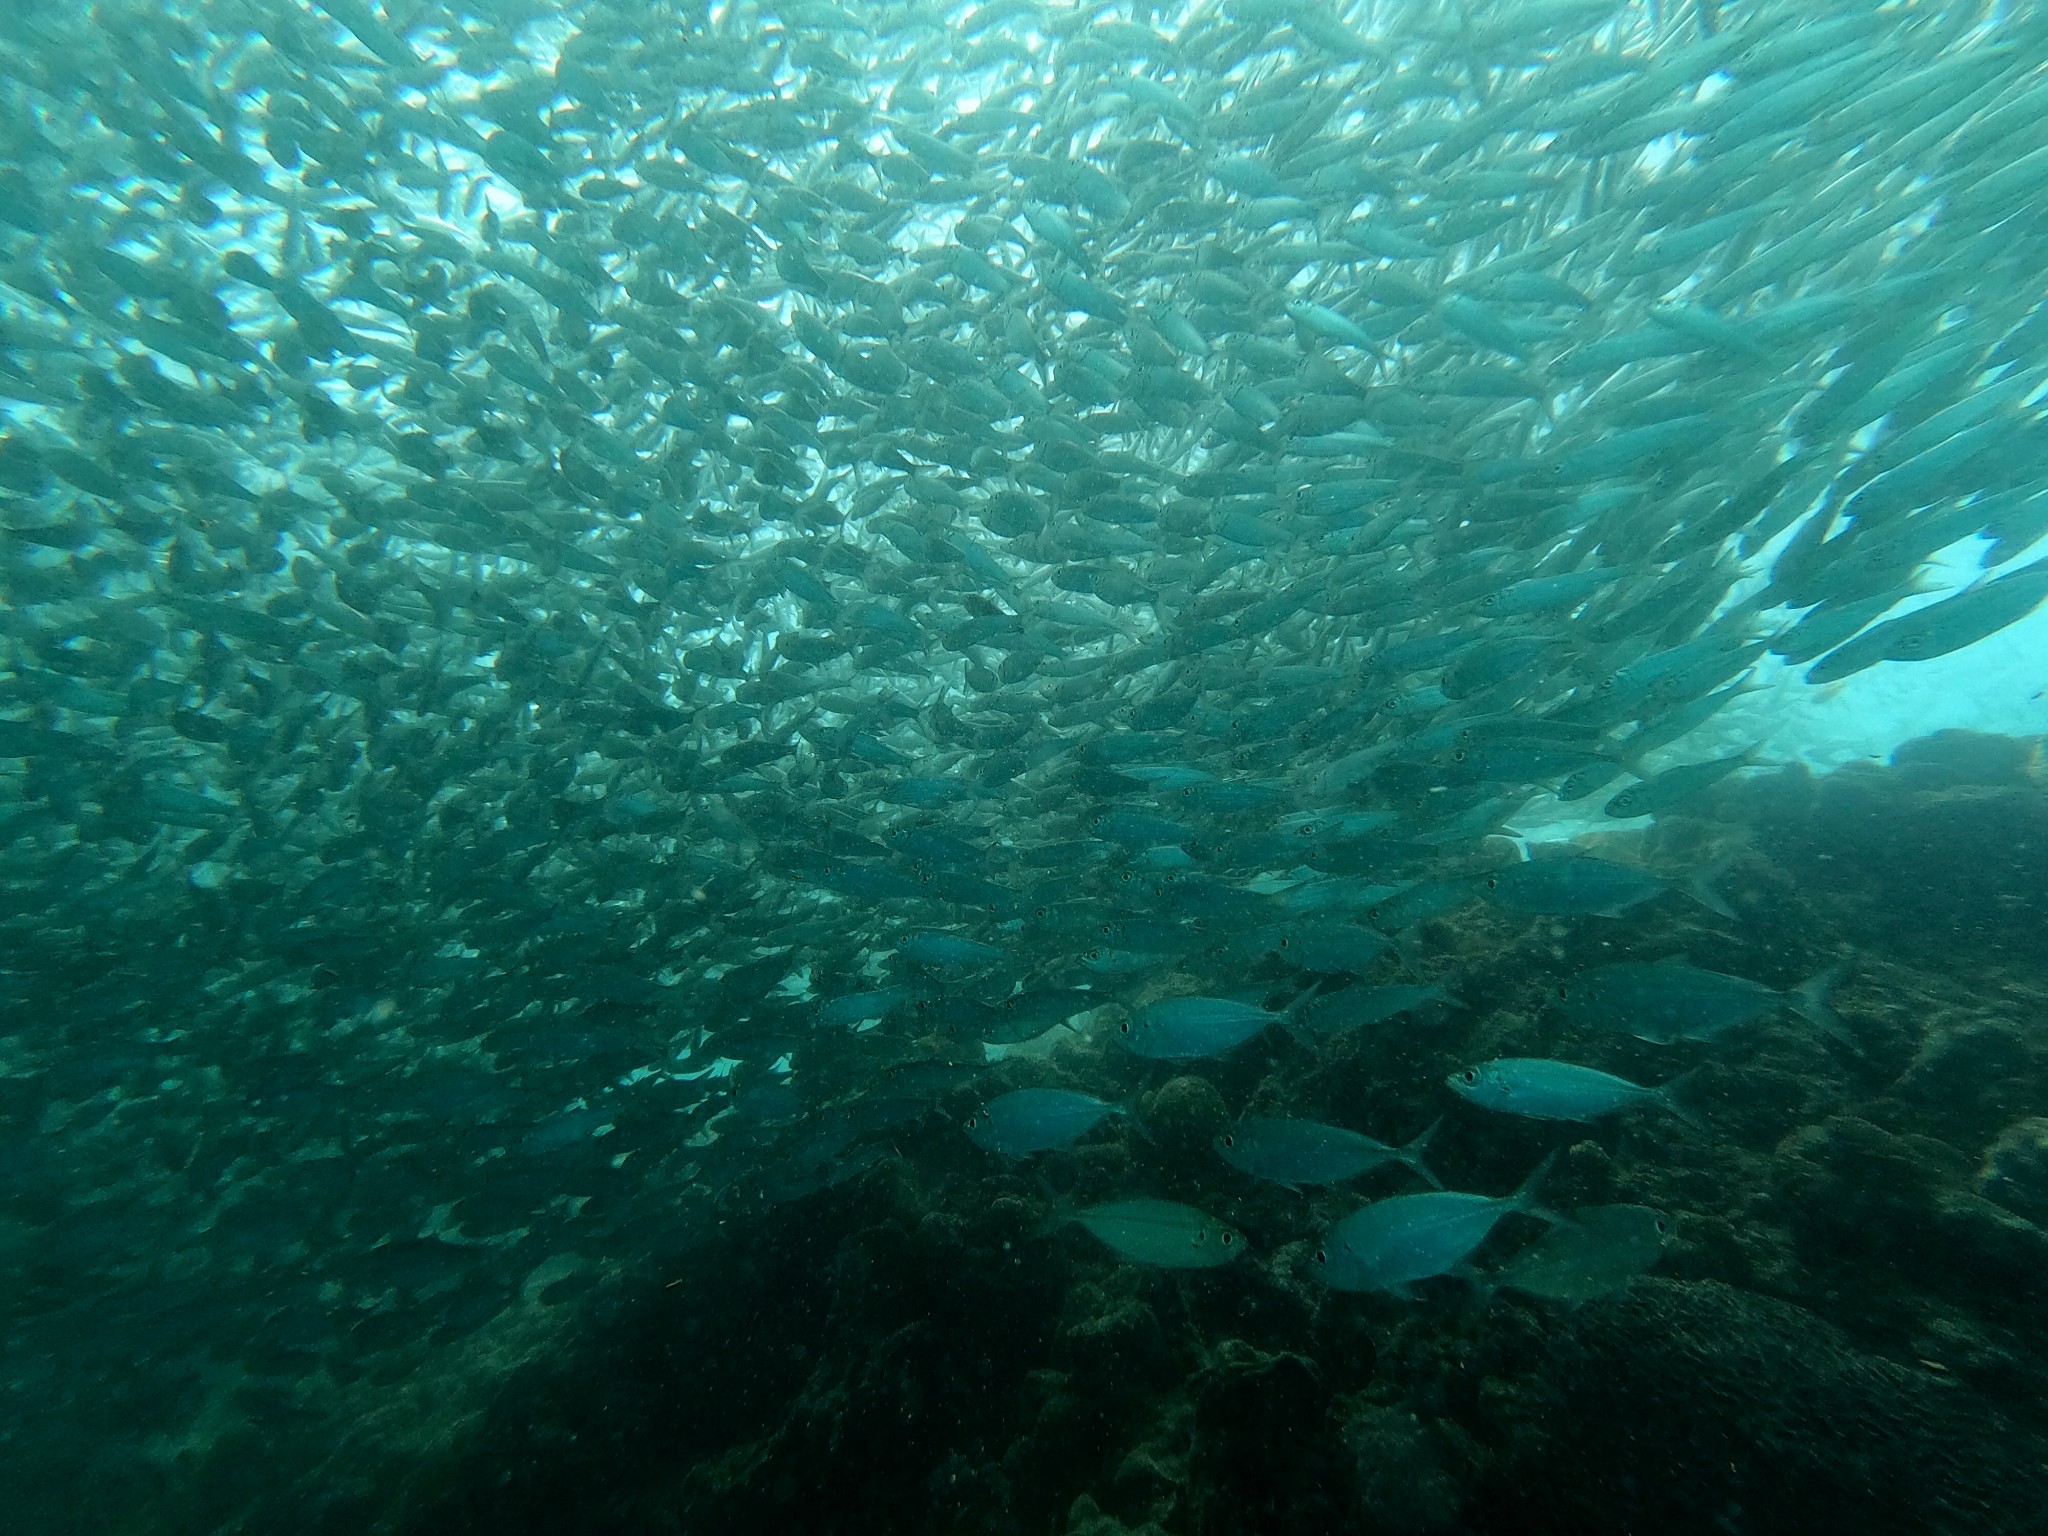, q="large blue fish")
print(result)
[1116,985,1319,1060]
[1317,1156,1562,1298]
[965,1089,1125,1157]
